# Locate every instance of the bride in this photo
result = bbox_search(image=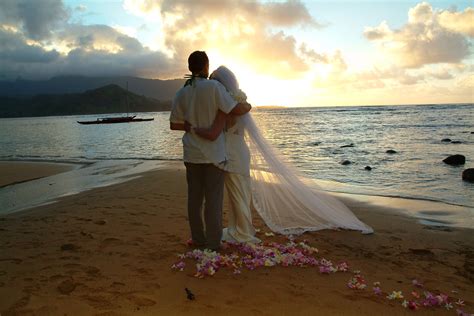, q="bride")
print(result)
[191,66,373,240]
